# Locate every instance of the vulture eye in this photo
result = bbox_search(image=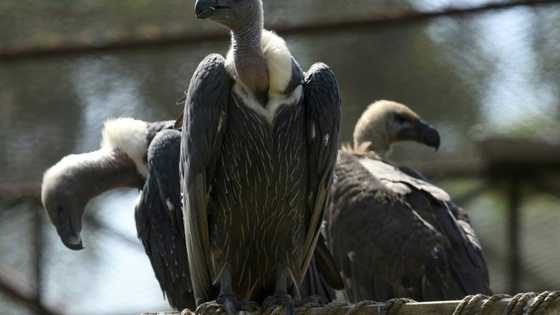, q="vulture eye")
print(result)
[395,114,407,124]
